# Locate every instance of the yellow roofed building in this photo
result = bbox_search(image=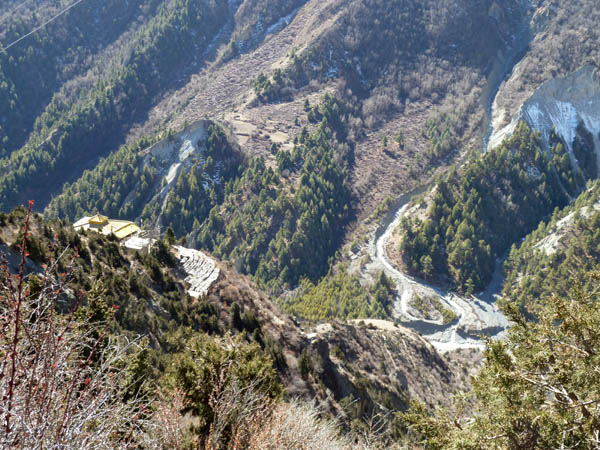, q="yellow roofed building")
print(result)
[74,213,141,241]
[112,222,141,240]
[88,214,109,227]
